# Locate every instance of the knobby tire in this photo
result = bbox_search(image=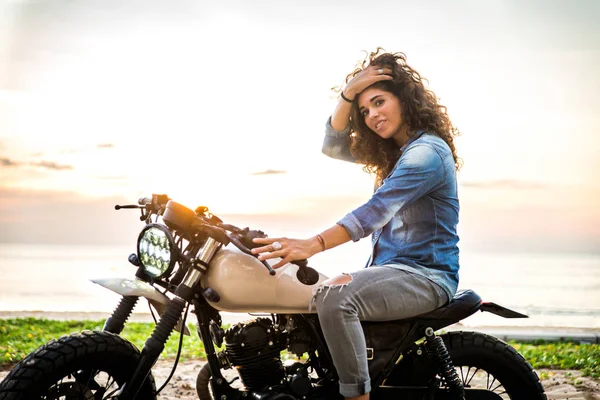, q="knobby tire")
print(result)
[0,330,157,400]
[388,331,547,400]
